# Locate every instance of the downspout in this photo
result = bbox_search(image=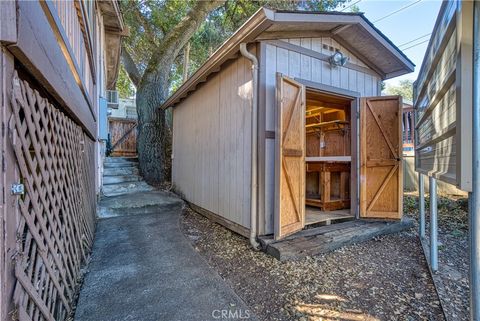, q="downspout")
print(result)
[240,43,260,250]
